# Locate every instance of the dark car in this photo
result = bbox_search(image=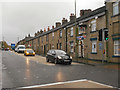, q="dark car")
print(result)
[46,50,72,64]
